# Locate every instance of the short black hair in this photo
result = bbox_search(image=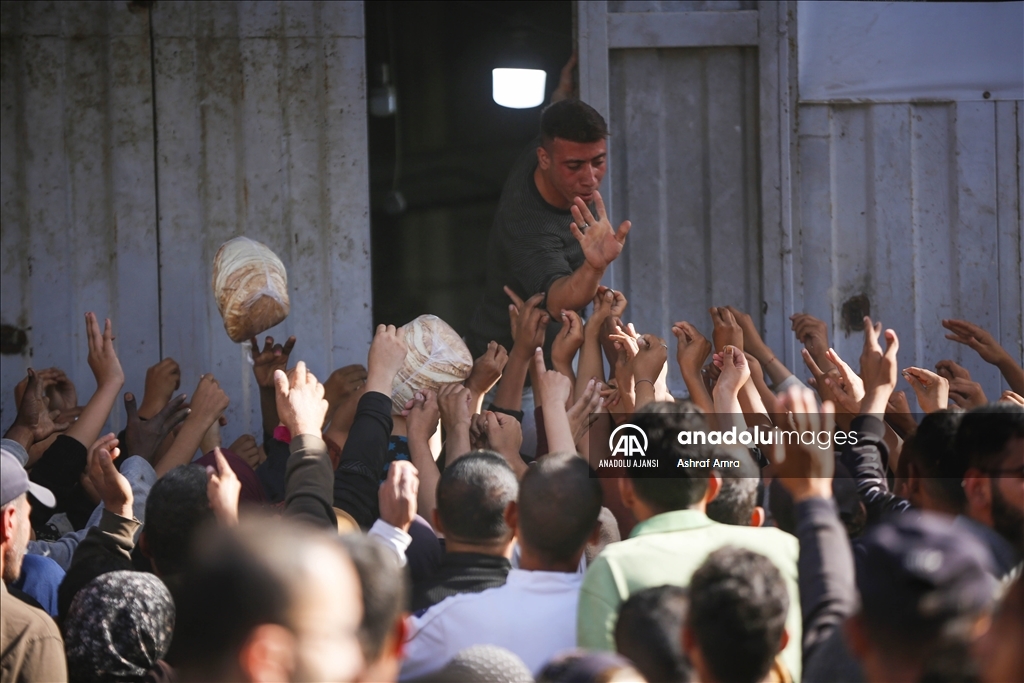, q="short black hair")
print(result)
[627,409,712,513]
[902,410,967,510]
[706,450,760,526]
[171,517,351,676]
[955,404,1024,471]
[518,452,602,564]
[436,451,518,543]
[688,547,789,683]
[338,533,407,663]
[614,585,691,683]
[144,465,212,576]
[540,99,608,146]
